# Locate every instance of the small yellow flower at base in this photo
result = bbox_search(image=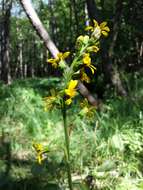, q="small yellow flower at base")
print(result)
[33,143,44,164]
[83,53,97,74]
